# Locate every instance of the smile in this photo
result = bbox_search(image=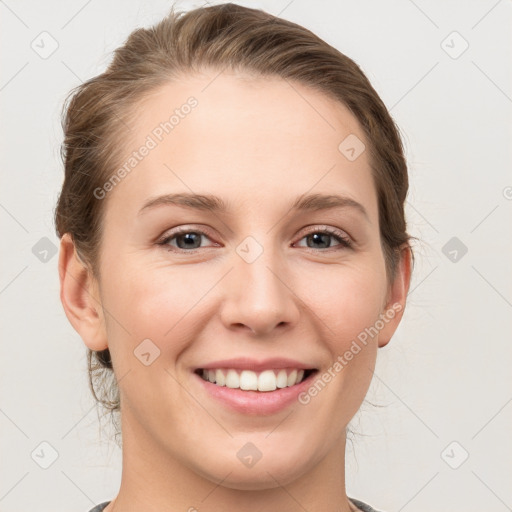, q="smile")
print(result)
[195,368,316,392]
[193,366,319,415]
